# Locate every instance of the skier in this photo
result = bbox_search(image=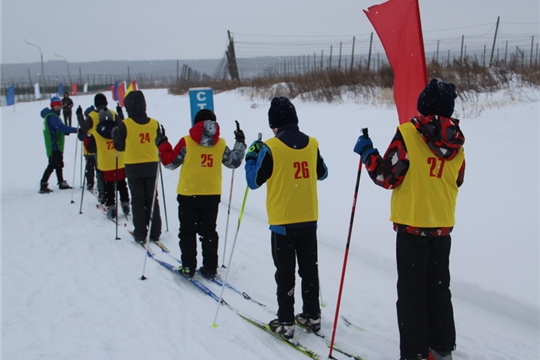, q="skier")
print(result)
[354,79,465,360]
[112,90,162,244]
[156,109,246,279]
[39,96,78,193]
[77,93,120,203]
[91,108,130,219]
[244,96,328,339]
[61,91,74,126]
